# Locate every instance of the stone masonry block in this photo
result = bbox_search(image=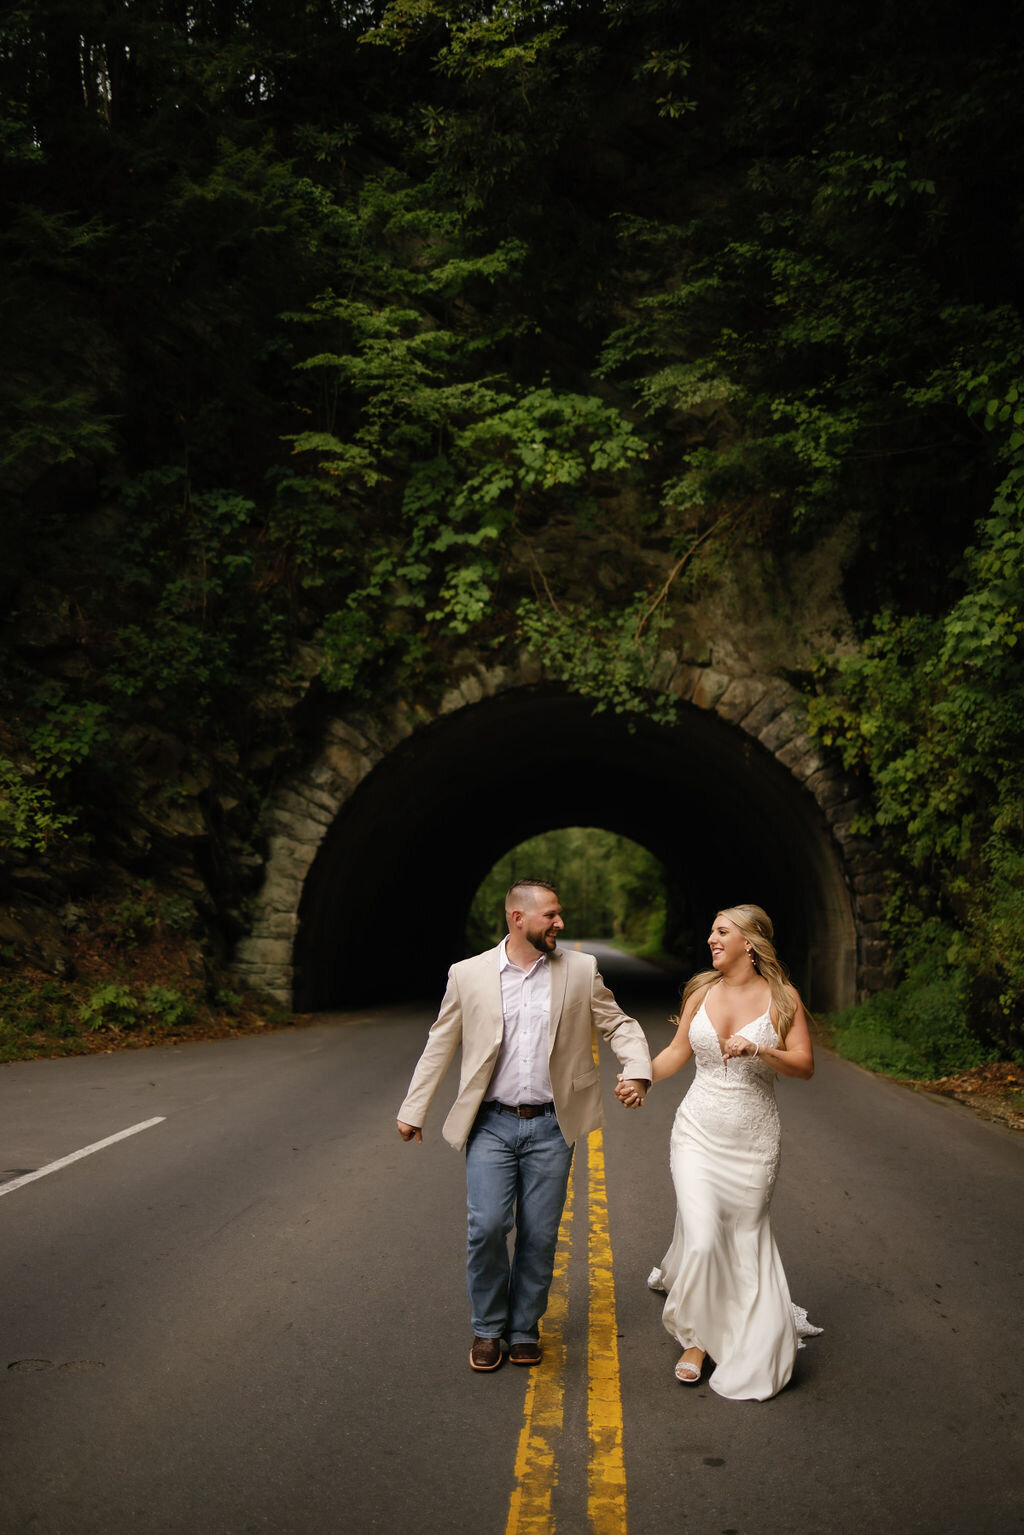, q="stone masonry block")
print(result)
[840,836,878,859]
[828,820,857,845]
[473,666,503,698]
[324,718,372,753]
[269,805,331,843]
[856,894,887,924]
[280,782,339,819]
[517,649,544,686]
[716,676,768,726]
[307,760,352,797]
[669,665,701,702]
[852,870,891,896]
[242,910,298,941]
[237,973,292,1006]
[385,704,417,741]
[320,742,372,787]
[237,937,293,967]
[775,738,824,779]
[265,836,316,880]
[827,796,865,826]
[259,867,304,908]
[756,707,804,754]
[803,769,859,813]
[651,648,678,692]
[740,680,797,737]
[691,668,732,711]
